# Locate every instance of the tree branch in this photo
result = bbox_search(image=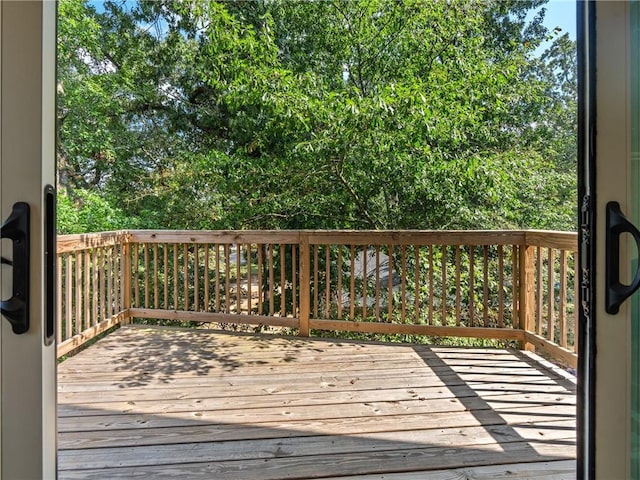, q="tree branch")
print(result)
[334,162,380,229]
